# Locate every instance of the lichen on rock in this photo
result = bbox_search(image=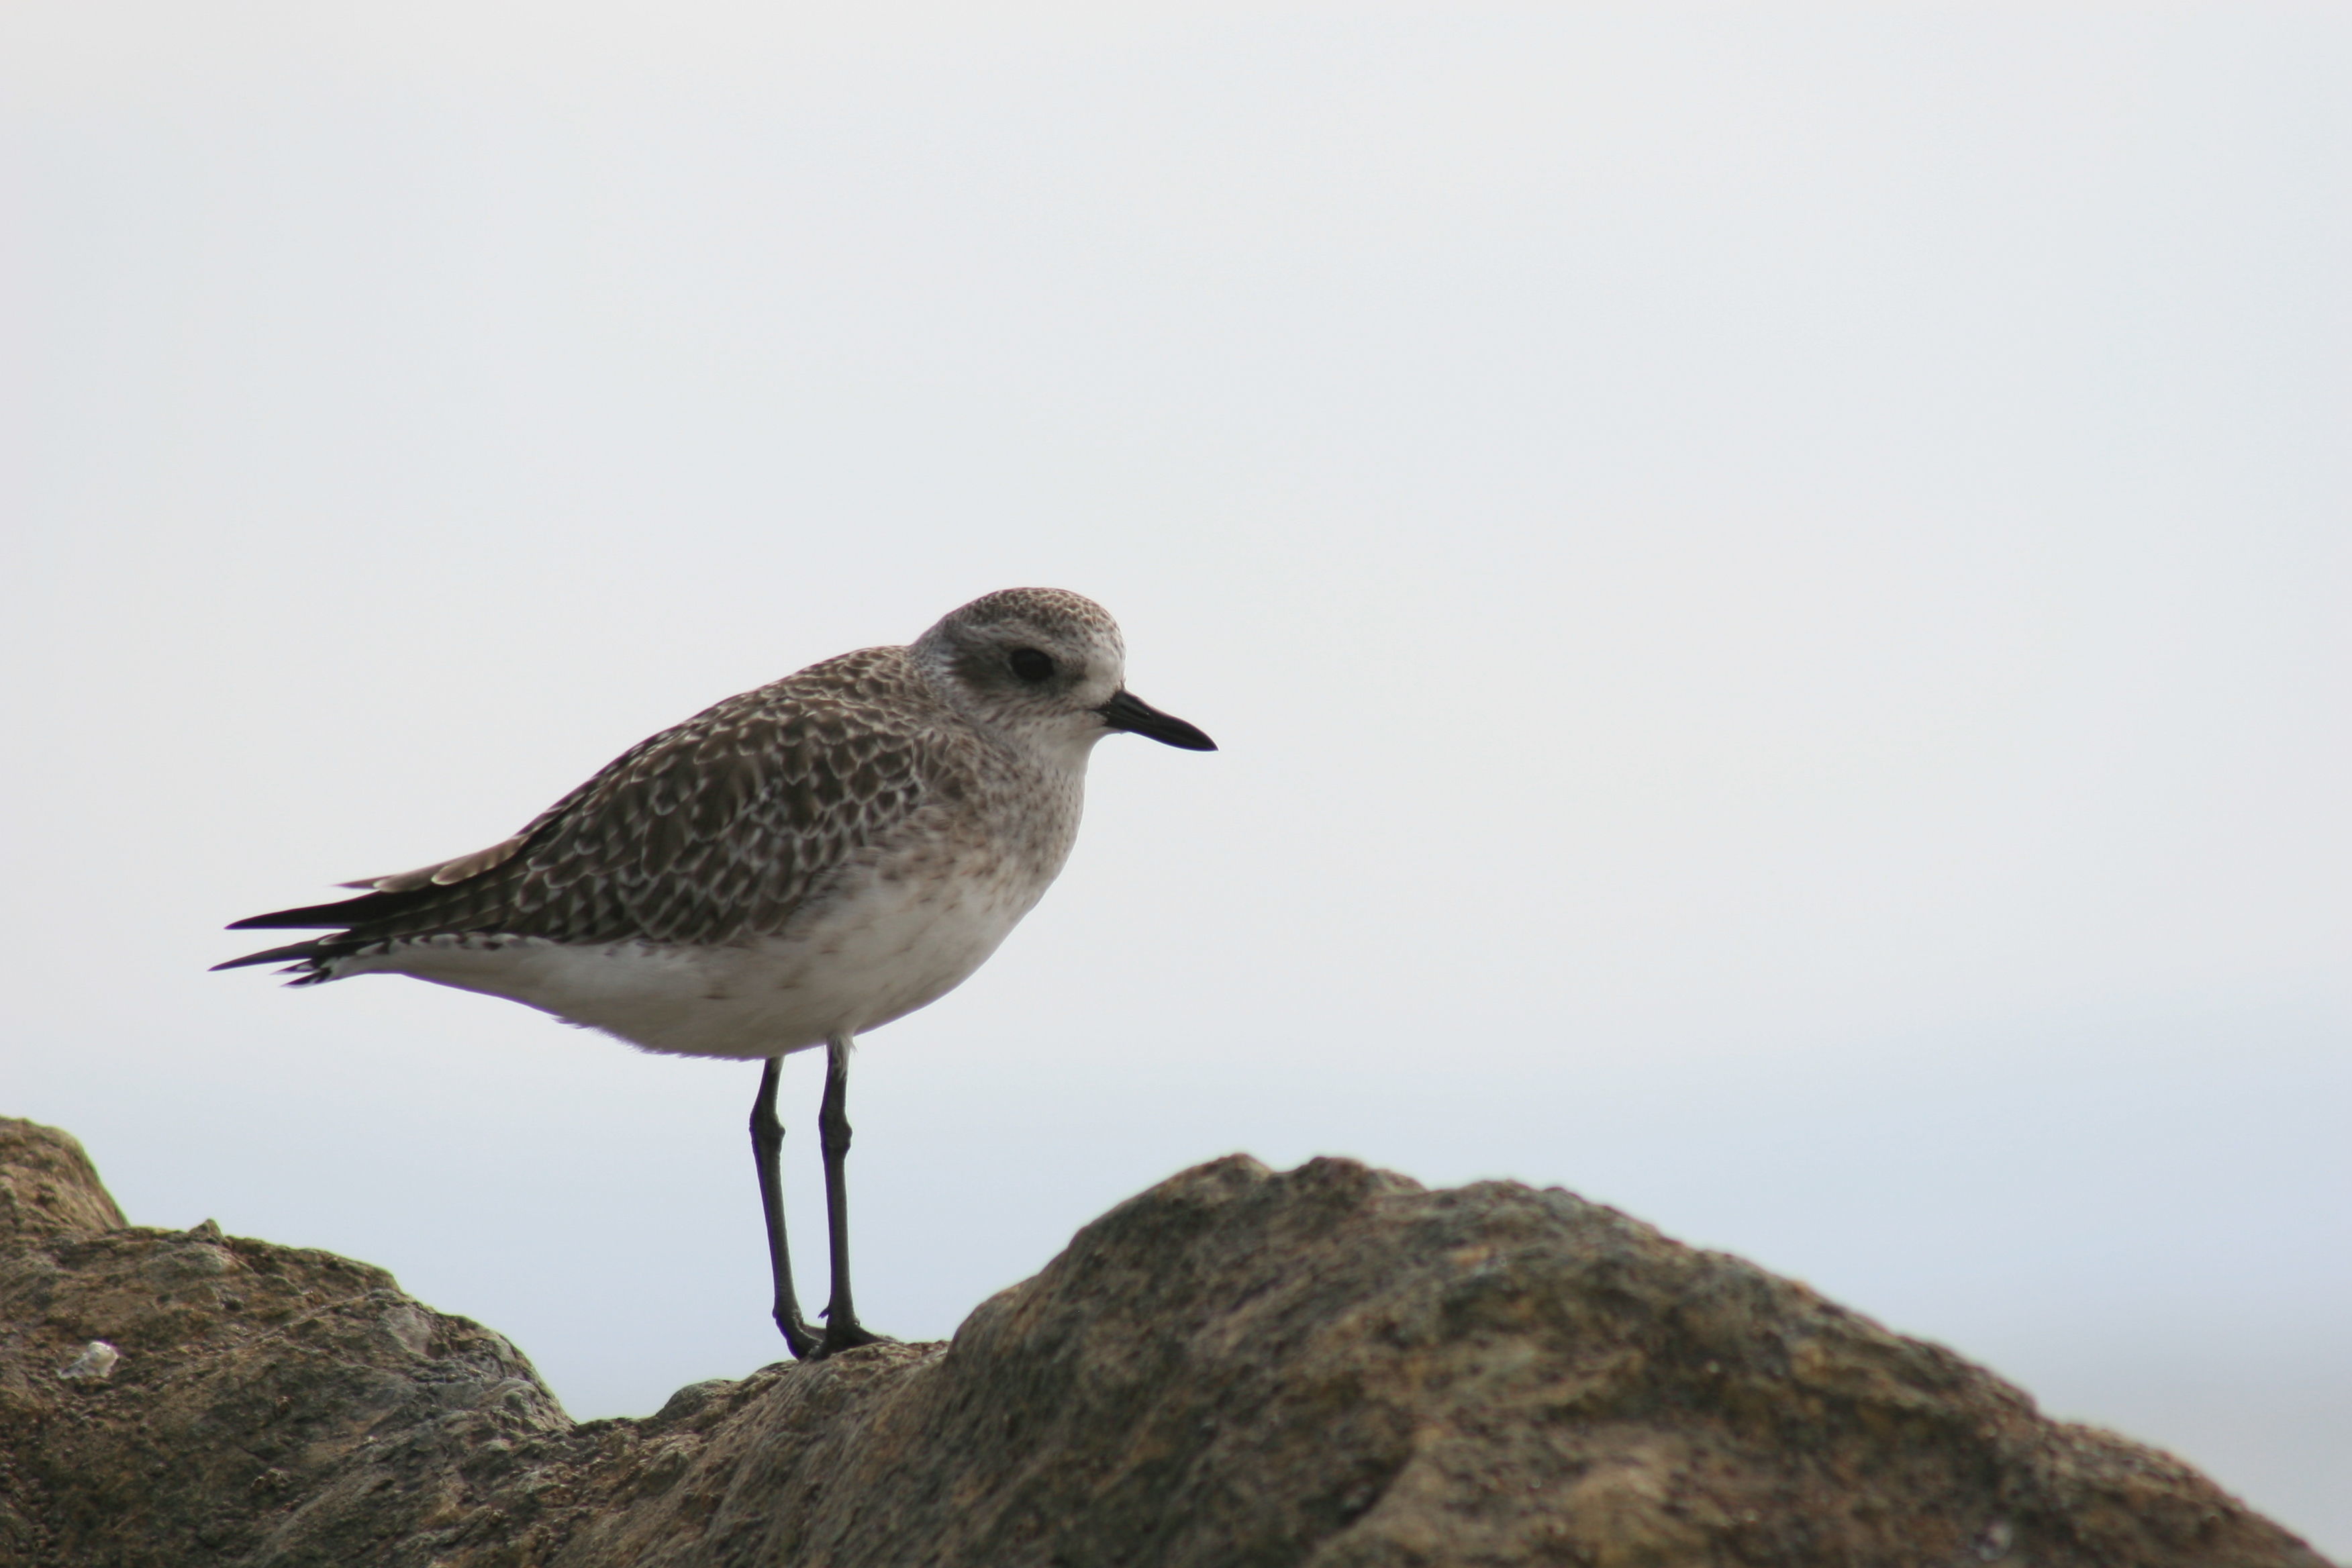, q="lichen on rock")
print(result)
[0,1116,2328,1567]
